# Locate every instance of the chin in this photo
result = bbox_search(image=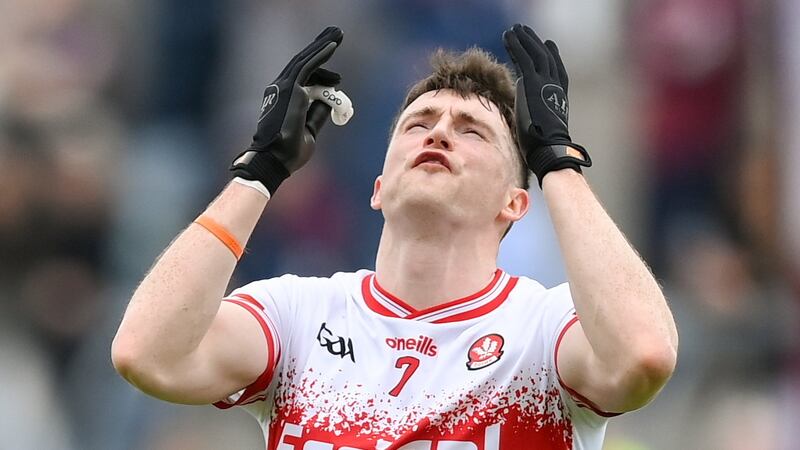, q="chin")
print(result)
[384,181,455,220]
[402,186,450,209]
